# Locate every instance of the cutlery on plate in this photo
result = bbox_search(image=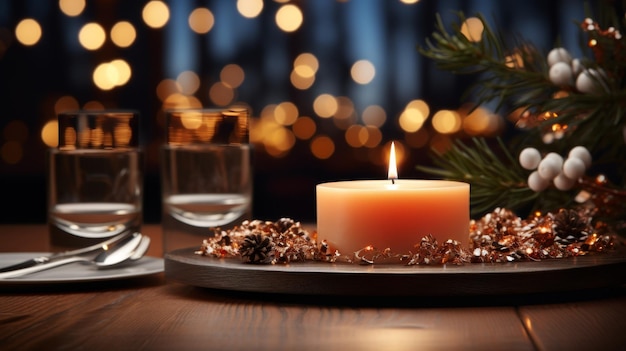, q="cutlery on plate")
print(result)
[0,233,150,279]
[0,231,133,273]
